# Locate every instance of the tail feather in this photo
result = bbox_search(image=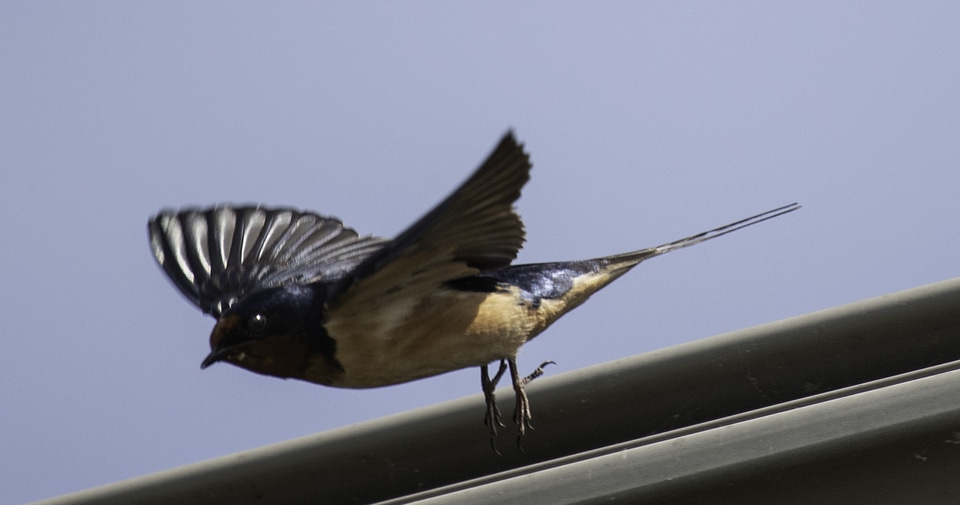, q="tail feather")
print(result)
[597,202,801,275]
[483,202,800,339]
